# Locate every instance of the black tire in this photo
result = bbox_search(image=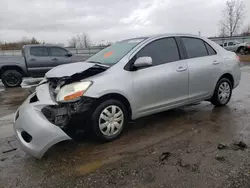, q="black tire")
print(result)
[91,99,128,141]
[237,47,245,55]
[1,70,23,88]
[211,78,232,107]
